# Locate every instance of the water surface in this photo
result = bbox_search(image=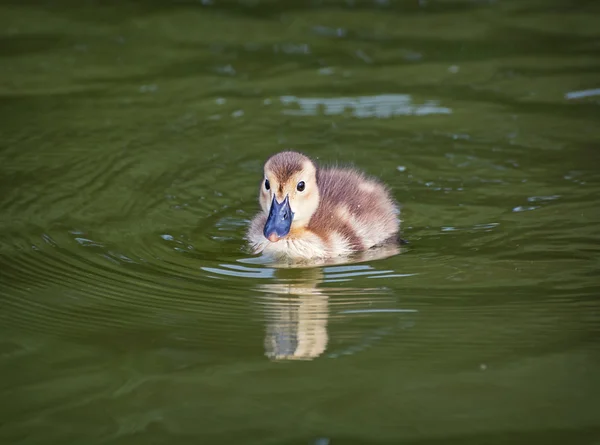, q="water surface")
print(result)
[1,1,599,444]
